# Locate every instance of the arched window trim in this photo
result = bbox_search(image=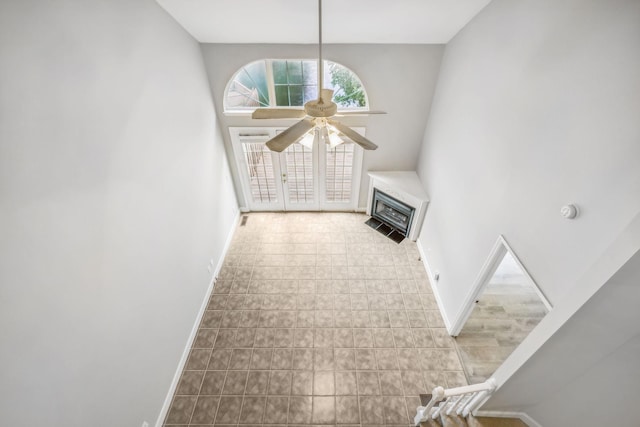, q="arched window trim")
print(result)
[224,58,370,115]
